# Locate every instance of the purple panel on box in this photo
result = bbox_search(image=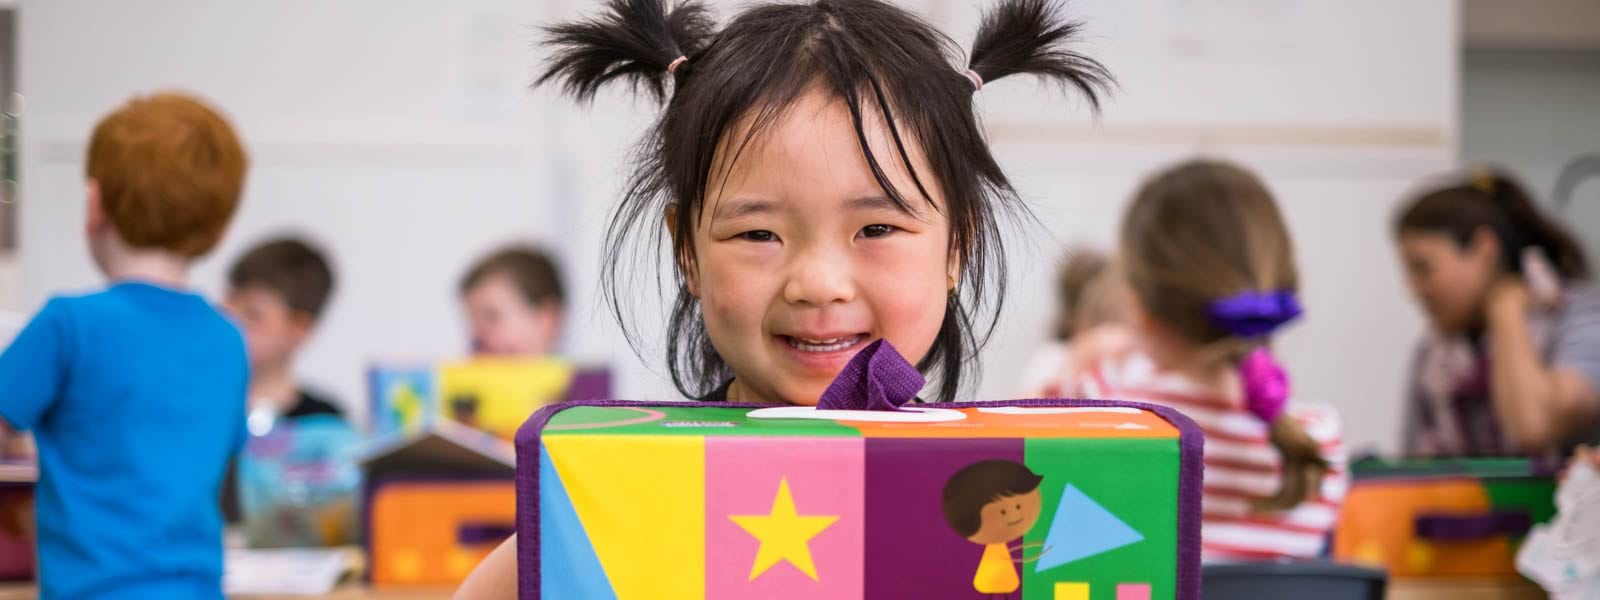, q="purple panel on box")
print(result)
[863,438,1024,599]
